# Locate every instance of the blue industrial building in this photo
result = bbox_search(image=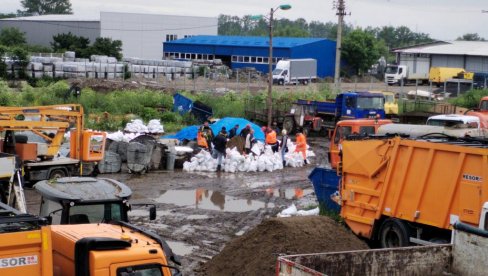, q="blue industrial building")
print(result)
[163,35,336,78]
